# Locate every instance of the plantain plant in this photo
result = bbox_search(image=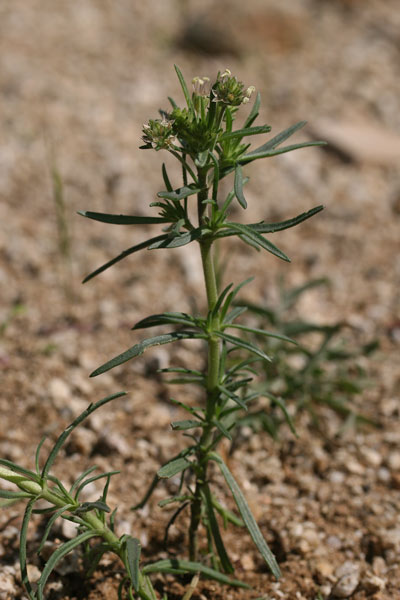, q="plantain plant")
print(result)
[0,393,247,599]
[1,66,326,597]
[79,66,325,577]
